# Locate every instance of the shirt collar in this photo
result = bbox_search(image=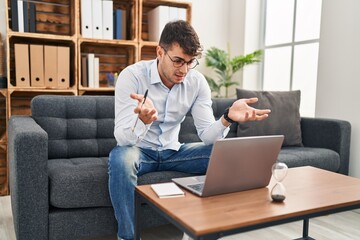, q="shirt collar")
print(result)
[150,59,162,85]
[149,59,189,86]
